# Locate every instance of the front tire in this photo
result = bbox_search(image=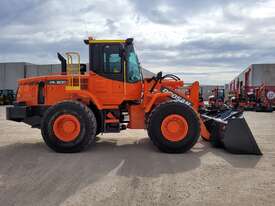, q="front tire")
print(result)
[147,100,200,153]
[41,101,97,153]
